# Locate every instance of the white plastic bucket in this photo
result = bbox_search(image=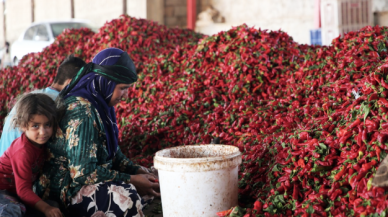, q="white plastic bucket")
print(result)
[154,144,242,217]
